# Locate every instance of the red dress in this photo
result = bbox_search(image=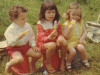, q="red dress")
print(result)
[36,22,62,70]
[7,43,30,74]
